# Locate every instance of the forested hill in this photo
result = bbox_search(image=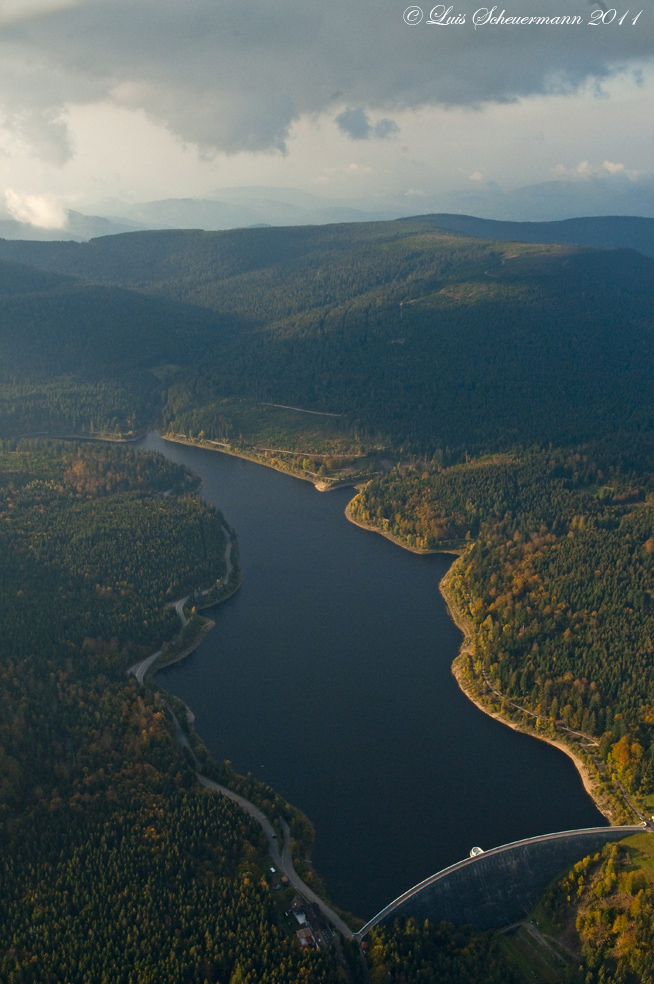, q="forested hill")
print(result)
[410,213,654,259]
[0,255,226,438]
[1,219,653,455]
[0,256,222,380]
